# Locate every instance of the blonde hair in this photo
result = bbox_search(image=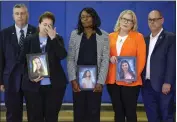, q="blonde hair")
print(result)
[114,10,138,32]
